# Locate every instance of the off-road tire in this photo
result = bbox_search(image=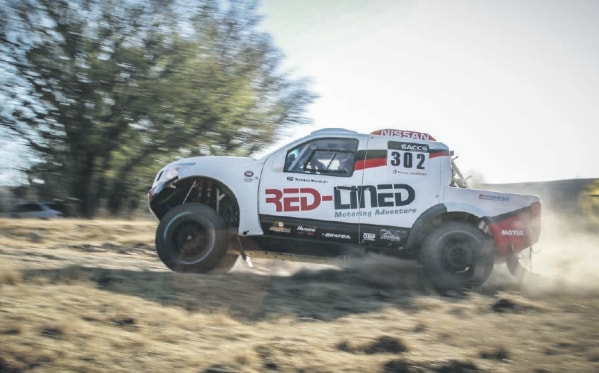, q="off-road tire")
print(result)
[155,203,229,273]
[419,222,494,291]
